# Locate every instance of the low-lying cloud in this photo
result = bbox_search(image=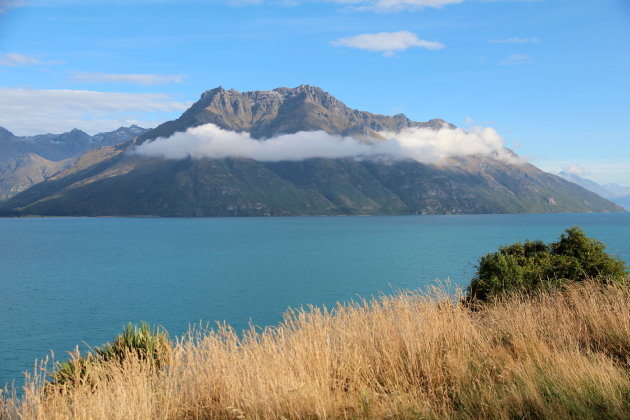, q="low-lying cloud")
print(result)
[133,123,520,165]
[562,164,589,177]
